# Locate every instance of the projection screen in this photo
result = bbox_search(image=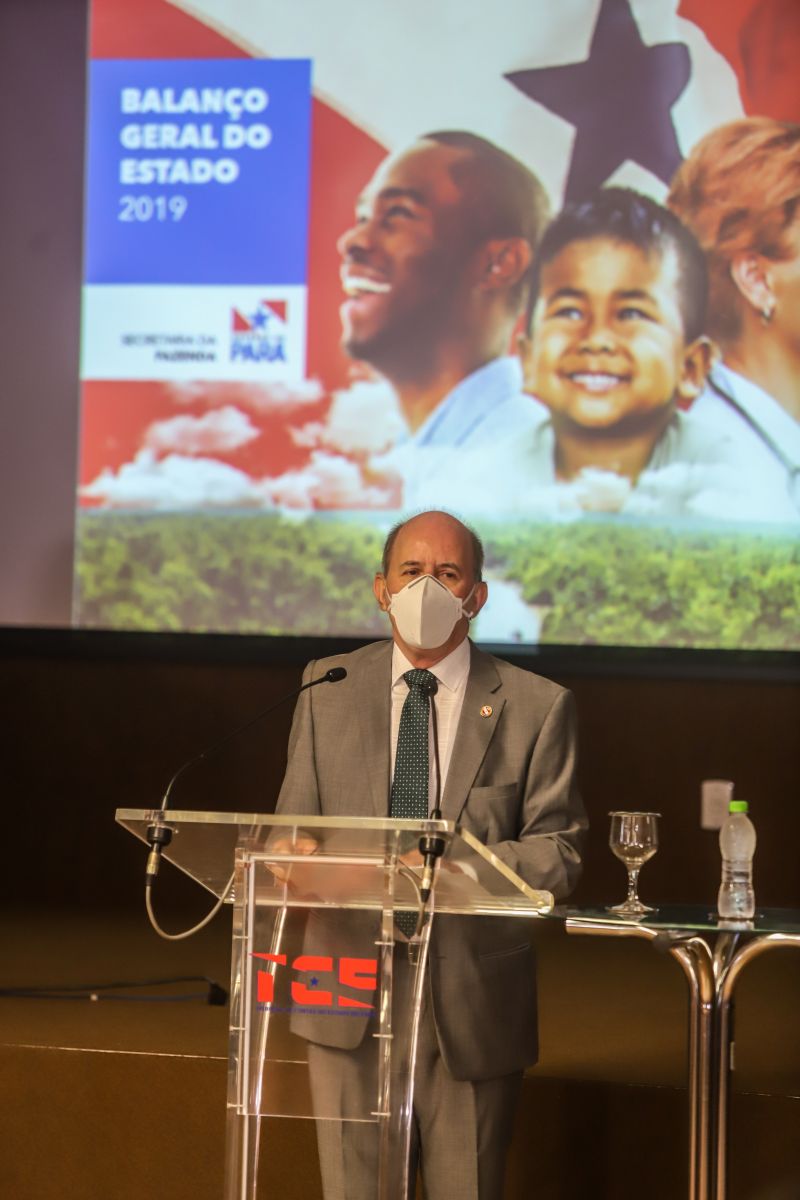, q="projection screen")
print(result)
[74,0,800,652]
